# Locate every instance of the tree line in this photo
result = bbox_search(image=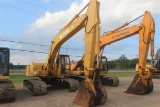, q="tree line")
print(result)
[9,55,151,69]
[9,63,26,69]
[108,55,151,70]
